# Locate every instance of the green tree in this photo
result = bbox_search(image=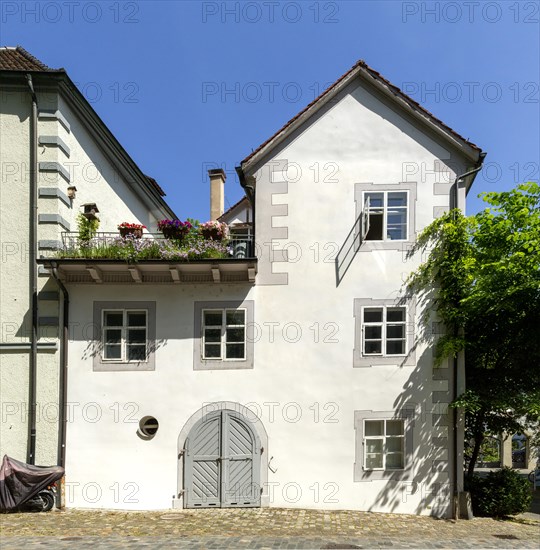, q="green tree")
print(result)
[407,182,540,480]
